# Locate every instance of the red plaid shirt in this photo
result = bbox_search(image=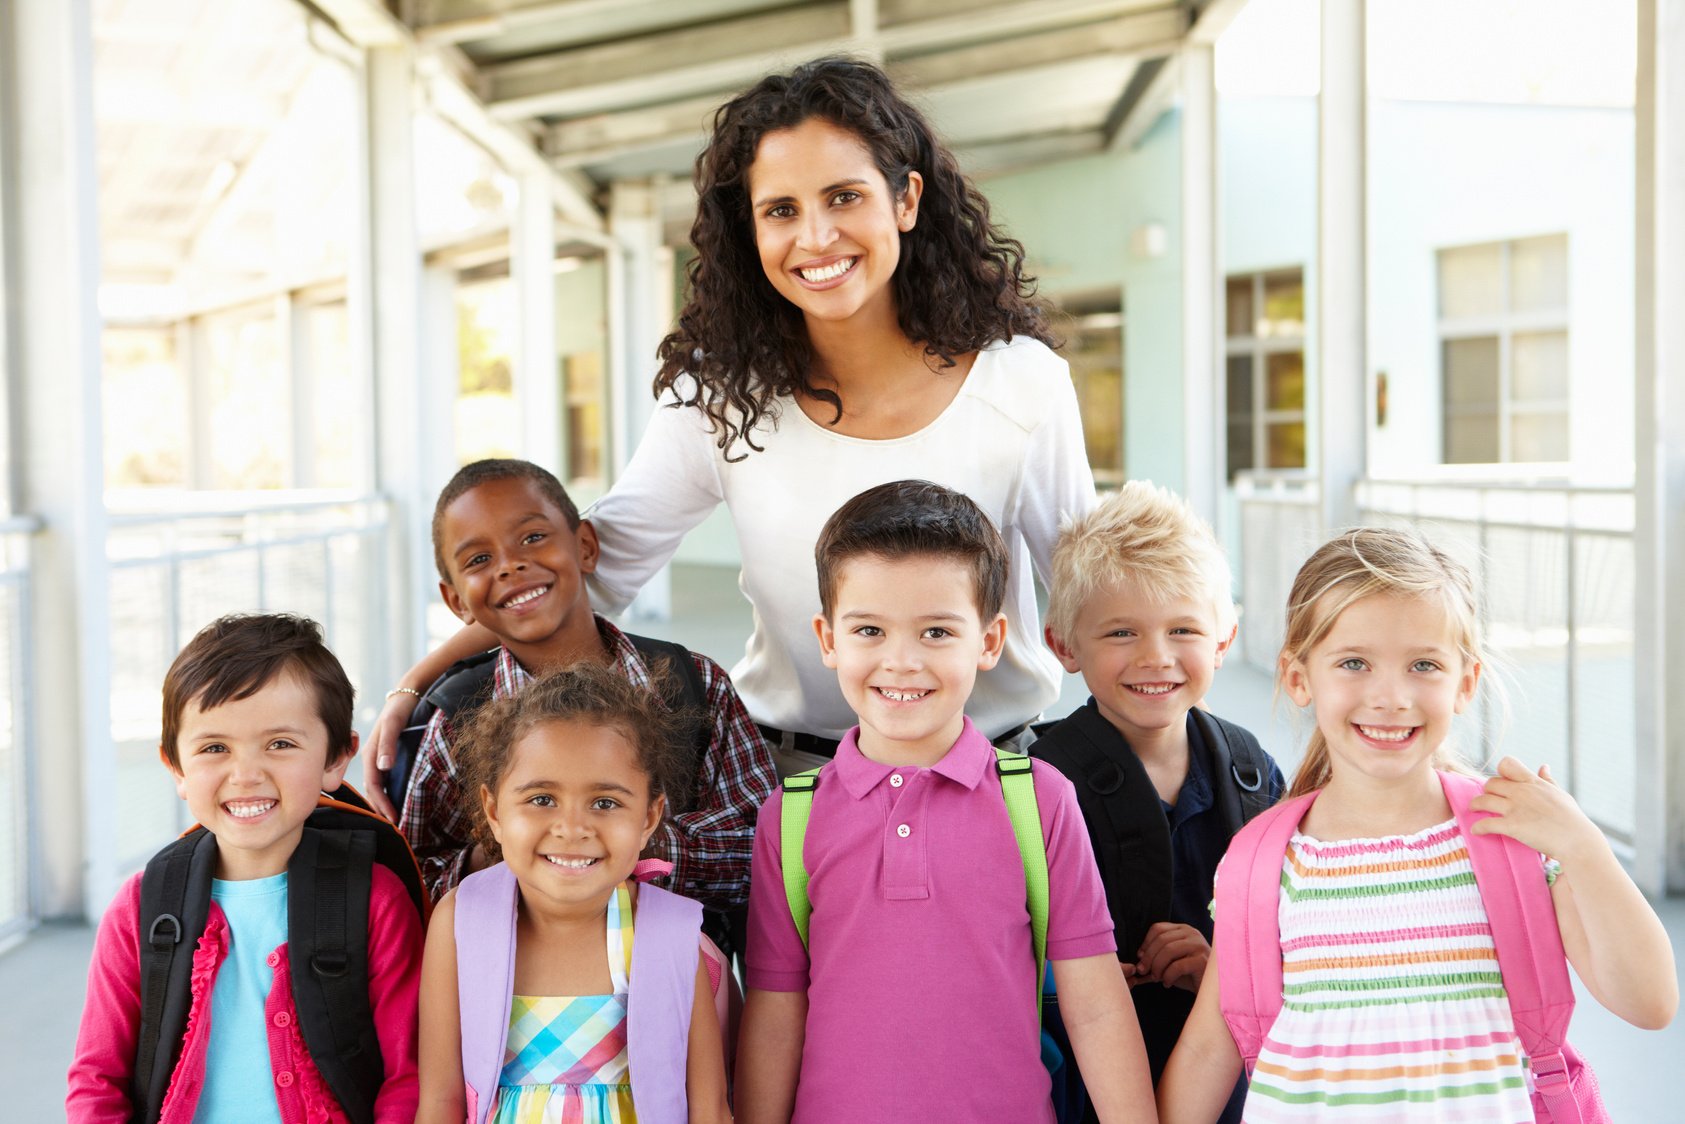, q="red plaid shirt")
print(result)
[397,616,776,907]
